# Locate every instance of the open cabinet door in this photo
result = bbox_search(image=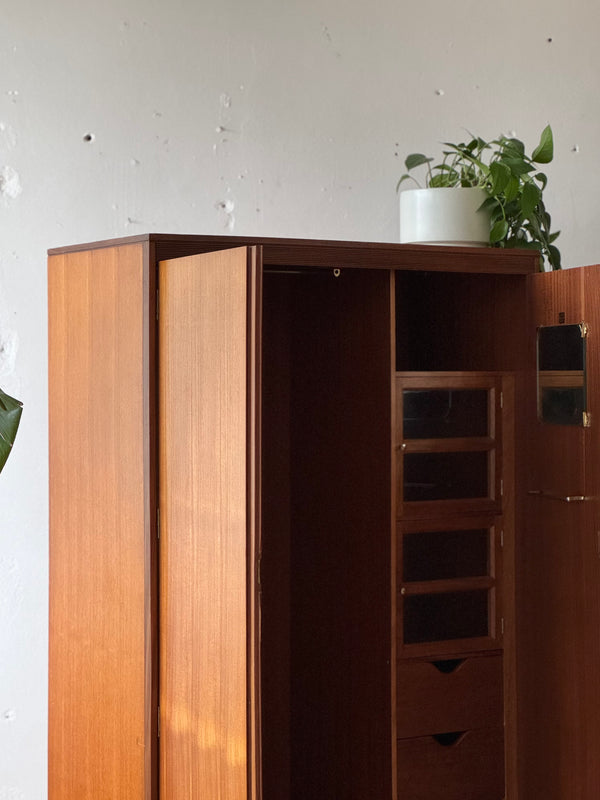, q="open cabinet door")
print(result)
[158,247,262,800]
[48,243,156,800]
[520,266,600,799]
